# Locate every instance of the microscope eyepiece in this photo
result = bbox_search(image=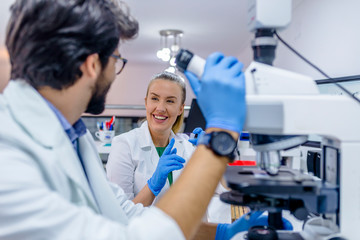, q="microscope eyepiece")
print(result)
[175,49,205,78]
